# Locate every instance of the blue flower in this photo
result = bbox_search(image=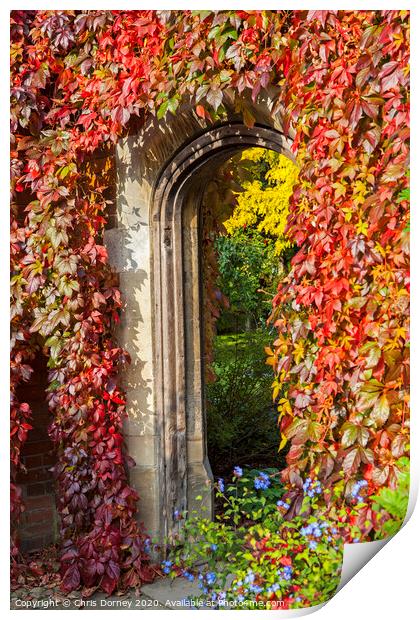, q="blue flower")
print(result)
[206,572,217,585]
[278,565,293,581]
[210,543,218,552]
[217,478,225,493]
[303,477,312,491]
[183,570,194,582]
[254,471,271,490]
[233,466,243,477]
[351,479,367,500]
[173,509,180,520]
[301,522,318,537]
[244,571,255,584]
[353,537,360,543]
[309,540,318,550]
[162,560,172,574]
[303,477,322,497]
